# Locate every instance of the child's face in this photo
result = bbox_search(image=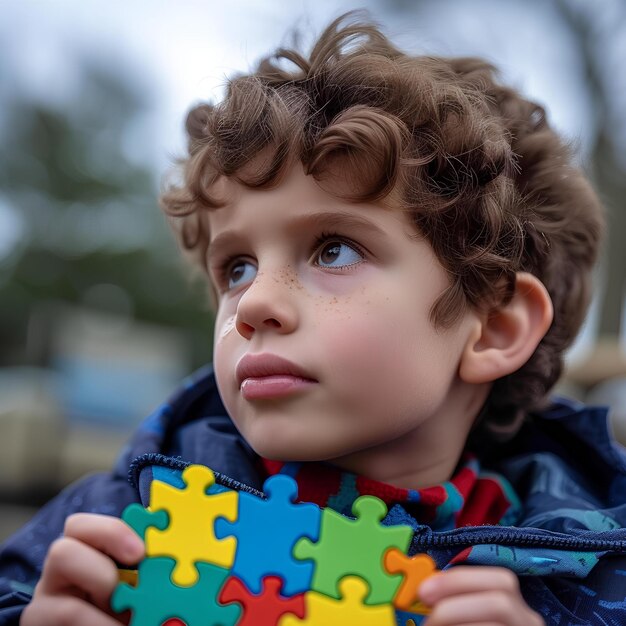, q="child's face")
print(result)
[207,164,485,476]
